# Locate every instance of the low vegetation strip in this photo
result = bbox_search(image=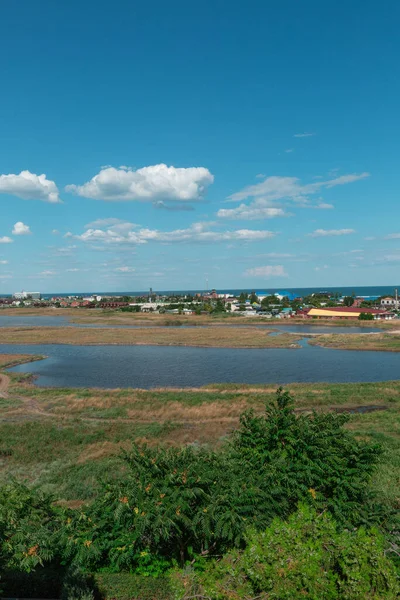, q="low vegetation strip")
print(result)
[309,332,400,351]
[0,353,44,369]
[0,326,301,347]
[0,389,398,599]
